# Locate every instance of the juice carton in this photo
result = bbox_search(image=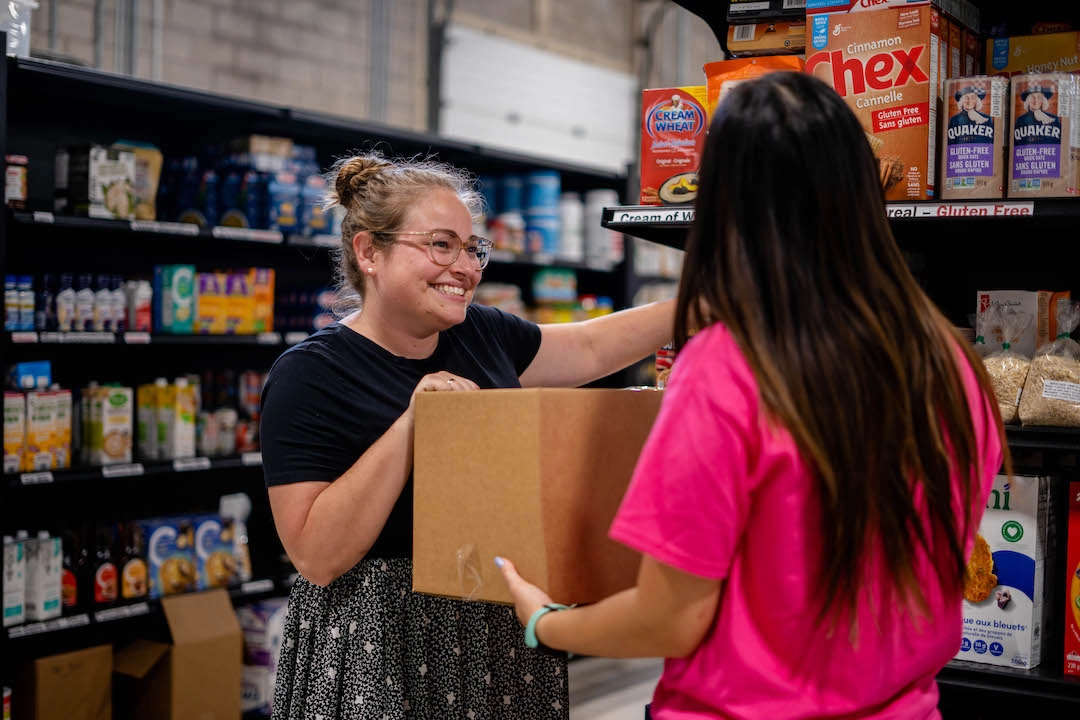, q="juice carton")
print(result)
[957,474,1056,669]
[250,268,275,333]
[23,390,55,472]
[194,272,227,335]
[639,86,709,206]
[155,380,176,461]
[24,532,61,622]
[52,389,71,470]
[226,272,255,335]
[2,536,25,627]
[100,386,133,466]
[193,514,237,590]
[137,383,158,461]
[3,392,25,474]
[1066,482,1080,677]
[153,264,195,334]
[138,517,196,599]
[172,378,197,460]
[807,2,946,200]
